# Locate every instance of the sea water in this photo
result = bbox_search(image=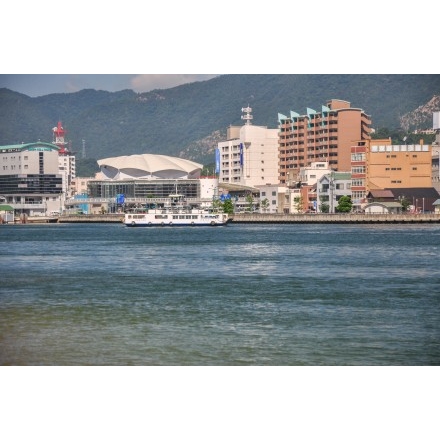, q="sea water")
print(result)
[1,222,439,365]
